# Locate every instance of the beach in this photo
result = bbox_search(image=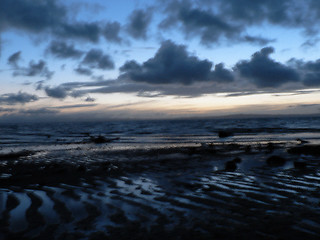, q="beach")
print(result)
[1,118,320,239]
